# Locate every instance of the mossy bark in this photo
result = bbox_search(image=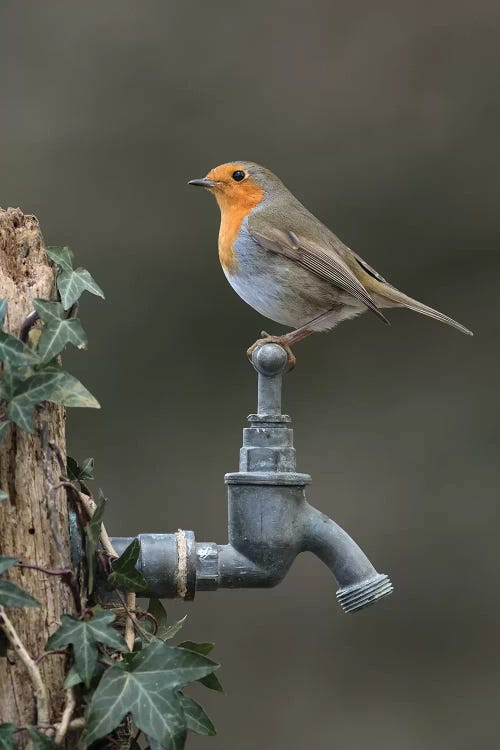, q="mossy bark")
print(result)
[0,209,76,740]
